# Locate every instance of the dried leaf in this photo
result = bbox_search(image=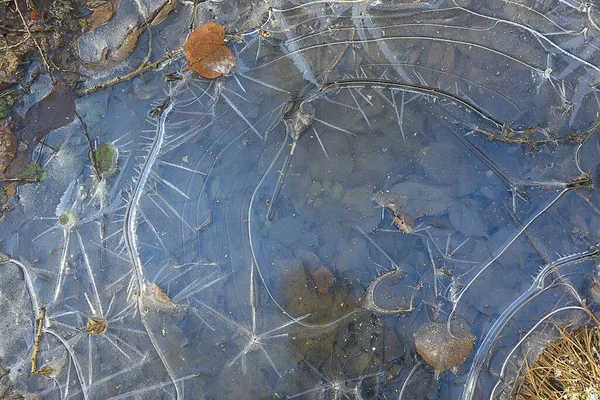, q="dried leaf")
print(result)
[151,0,175,25]
[89,0,121,30]
[23,81,75,142]
[78,316,108,335]
[141,282,181,314]
[90,24,146,71]
[35,355,67,378]
[5,184,14,198]
[414,320,475,379]
[183,22,236,79]
[84,0,175,70]
[311,266,335,295]
[0,122,16,174]
[3,142,31,180]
